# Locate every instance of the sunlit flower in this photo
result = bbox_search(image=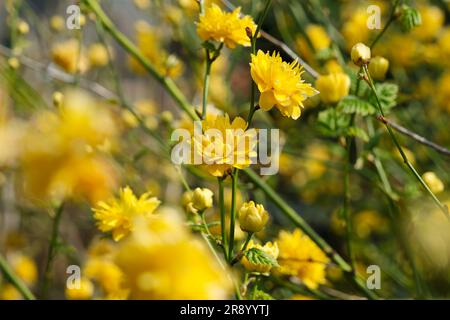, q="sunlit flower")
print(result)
[197,4,257,48]
[115,214,233,299]
[93,186,161,241]
[241,240,278,273]
[275,229,330,289]
[192,114,257,177]
[238,201,269,233]
[250,50,318,119]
